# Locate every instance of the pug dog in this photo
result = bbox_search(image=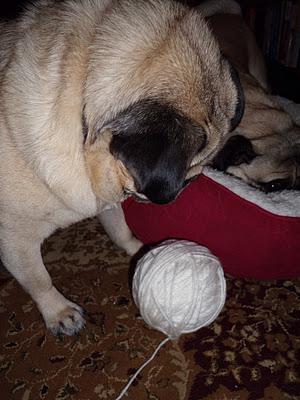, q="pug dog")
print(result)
[0,0,243,335]
[198,0,300,192]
